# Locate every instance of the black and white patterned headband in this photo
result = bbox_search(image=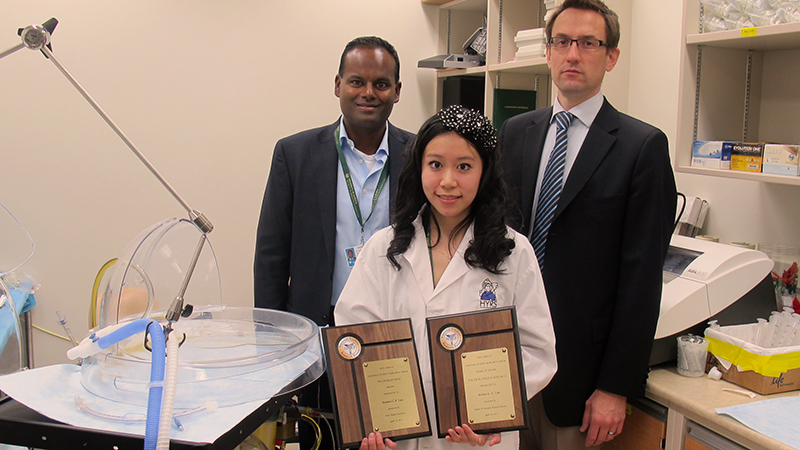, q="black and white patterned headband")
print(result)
[437,105,498,152]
